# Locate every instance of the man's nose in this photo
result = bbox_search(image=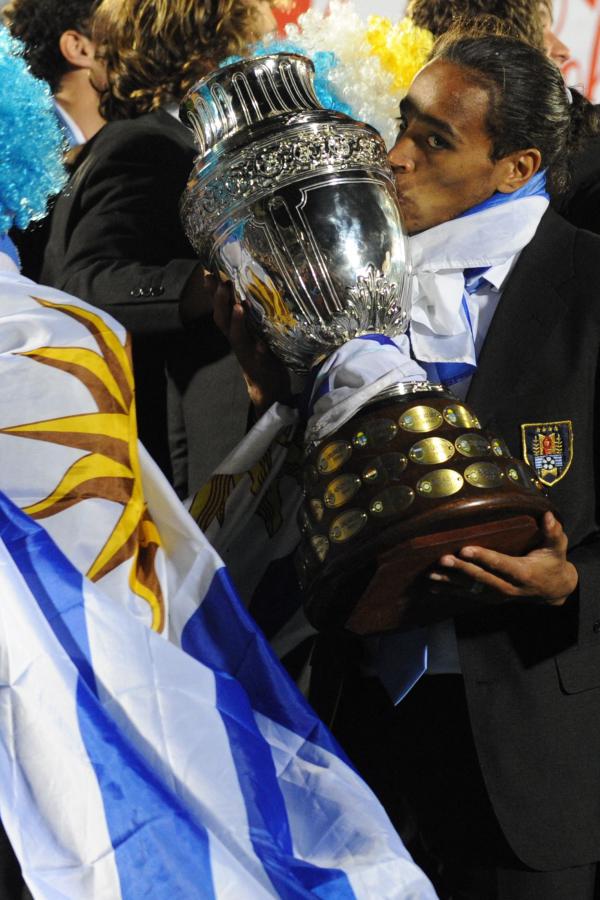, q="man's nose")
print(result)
[547,29,571,67]
[387,140,416,174]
